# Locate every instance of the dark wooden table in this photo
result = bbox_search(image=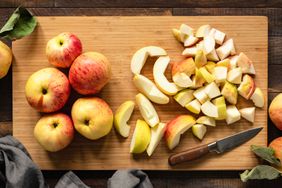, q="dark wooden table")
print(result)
[1,1,282,187]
